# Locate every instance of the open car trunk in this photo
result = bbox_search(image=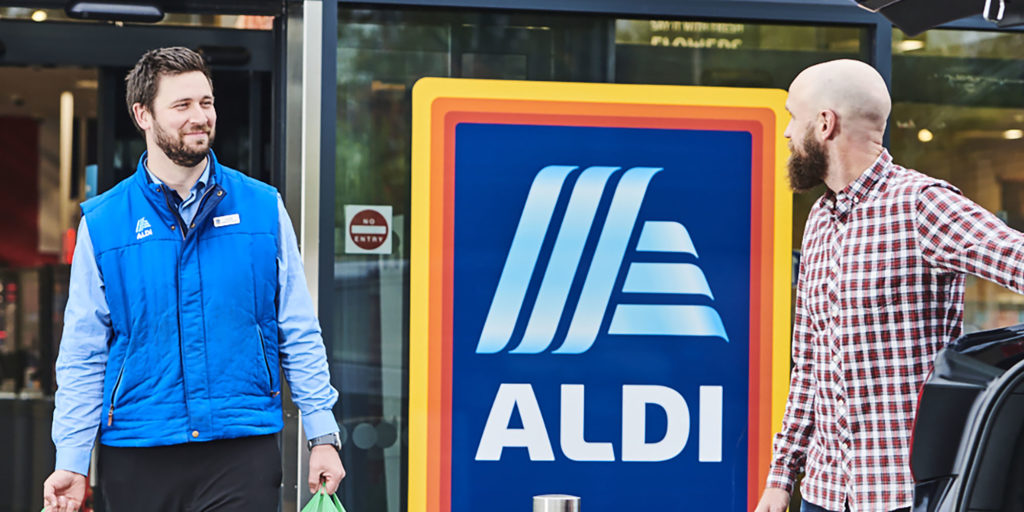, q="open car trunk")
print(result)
[911,324,1024,512]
